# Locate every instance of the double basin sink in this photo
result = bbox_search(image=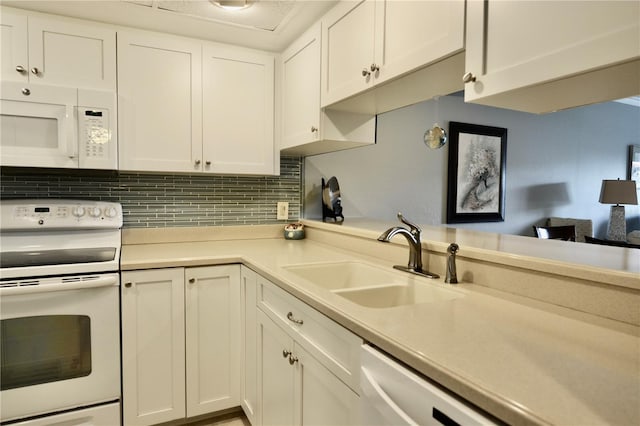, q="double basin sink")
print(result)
[283,261,463,309]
